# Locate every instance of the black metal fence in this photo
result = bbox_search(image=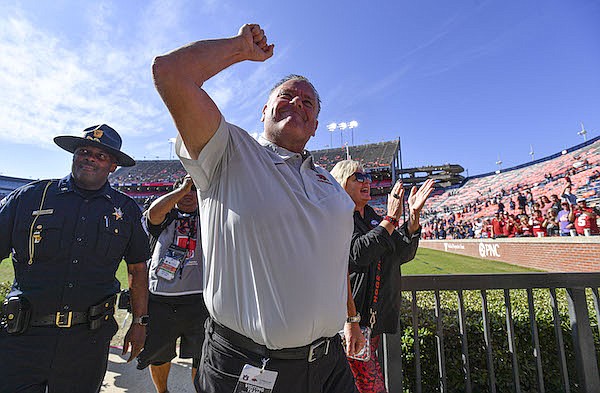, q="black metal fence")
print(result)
[382,273,600,393]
